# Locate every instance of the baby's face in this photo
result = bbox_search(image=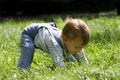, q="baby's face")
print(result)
[64,37,83,54]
